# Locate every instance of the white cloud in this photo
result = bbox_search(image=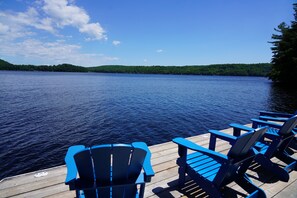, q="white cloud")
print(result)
[0,0,111,66]
[42,0,106,40]
[156,49,164,53]
[0,39,118,66]
[112,40,121,46]
[0,7,56,39]
[0,0,106,40]
[0,22,9,33]
[0,20,34,42]
[35,17,55,33]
